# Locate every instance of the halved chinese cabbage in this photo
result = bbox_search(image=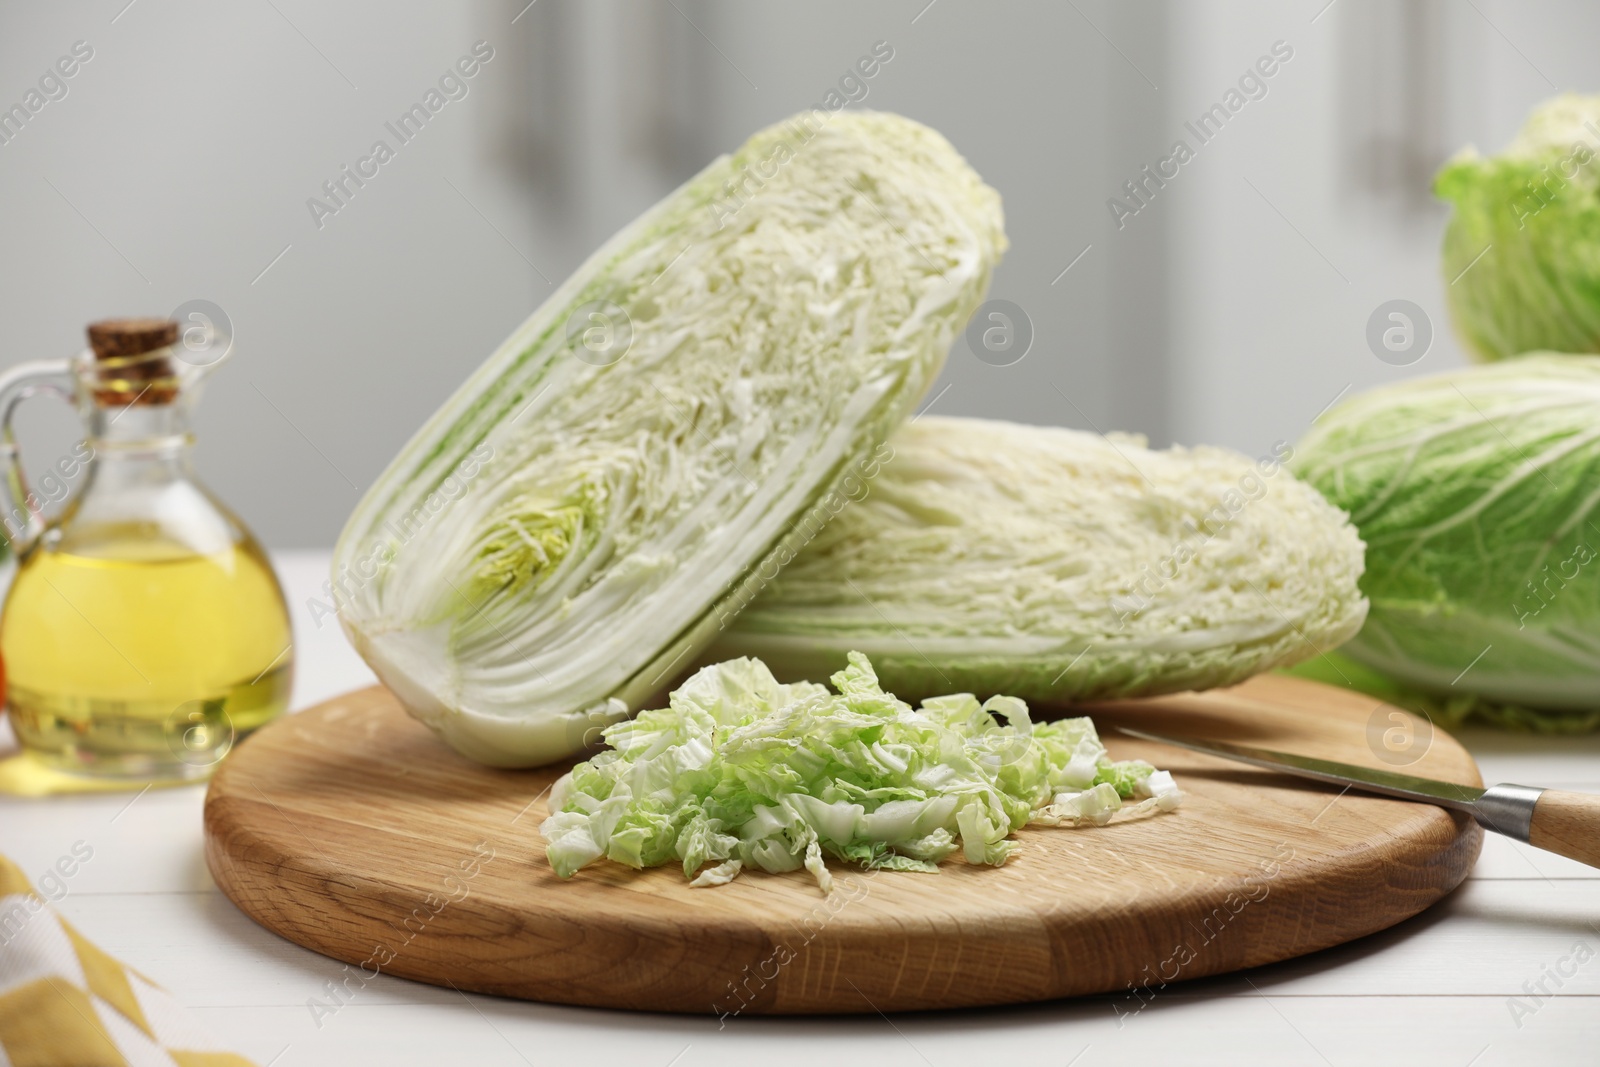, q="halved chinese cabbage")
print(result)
[711,416,1367,703]
[333,112,1005,766]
